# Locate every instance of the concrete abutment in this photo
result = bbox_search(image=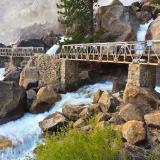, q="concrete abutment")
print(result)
[127,64,156,89]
